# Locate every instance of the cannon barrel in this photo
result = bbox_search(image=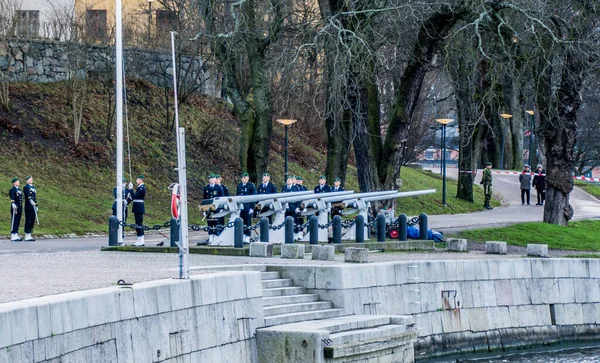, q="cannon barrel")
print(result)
[331,190,398,203]
[360,189,435,203]
[299,191,355,209]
